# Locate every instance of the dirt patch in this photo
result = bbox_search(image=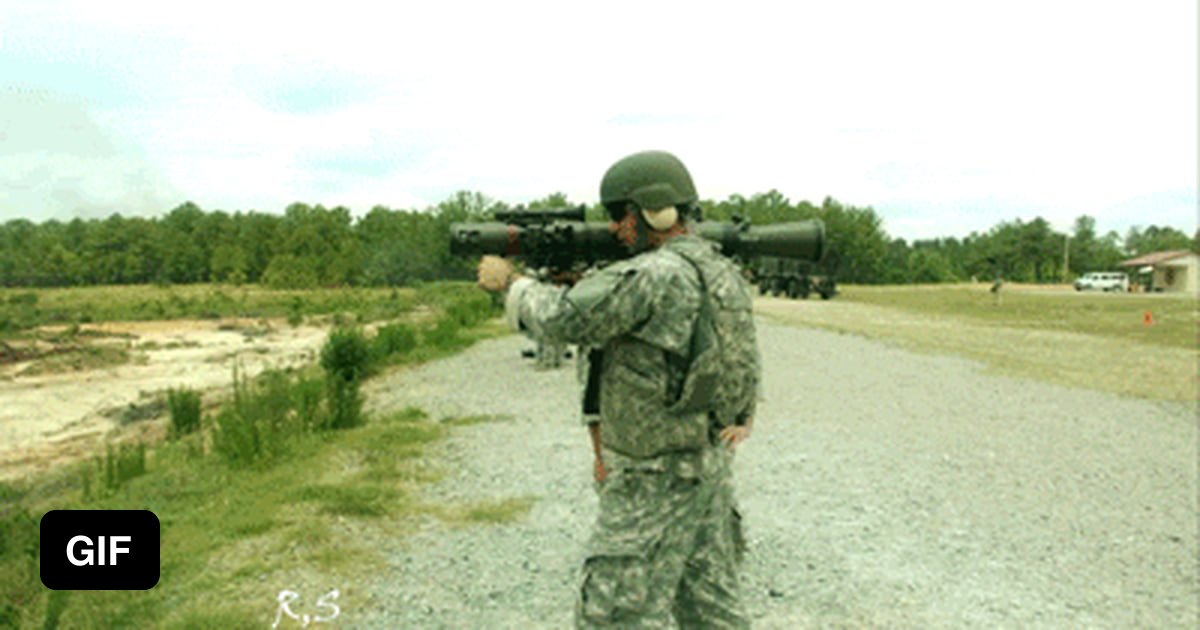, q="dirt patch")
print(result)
[0,318,331,482]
